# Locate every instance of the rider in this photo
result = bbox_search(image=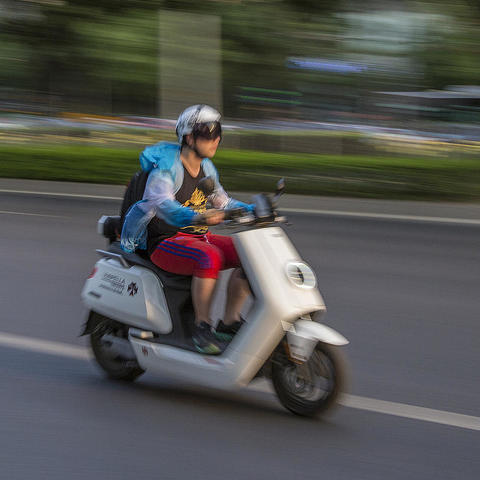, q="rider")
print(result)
[121,105,253,354]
